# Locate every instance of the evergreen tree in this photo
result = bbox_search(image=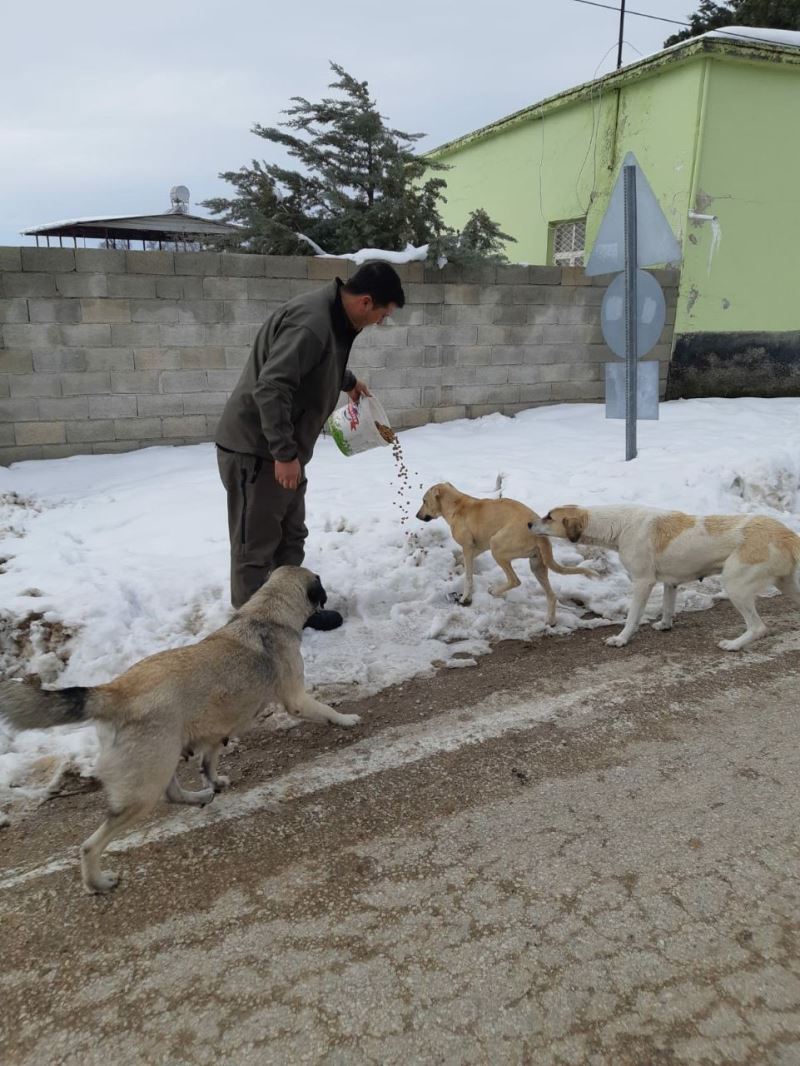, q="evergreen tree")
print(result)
[665,0,800,47]
[203,63,514,264]
[430,208,517,267]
